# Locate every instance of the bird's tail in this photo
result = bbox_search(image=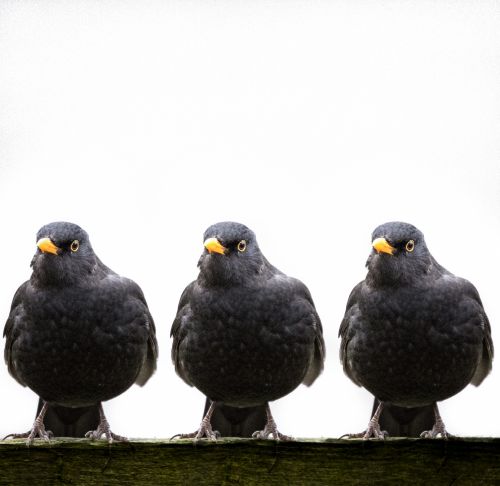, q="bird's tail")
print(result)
[373,398,435,437]
[203,397,267,437]
[36,397,100,438]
